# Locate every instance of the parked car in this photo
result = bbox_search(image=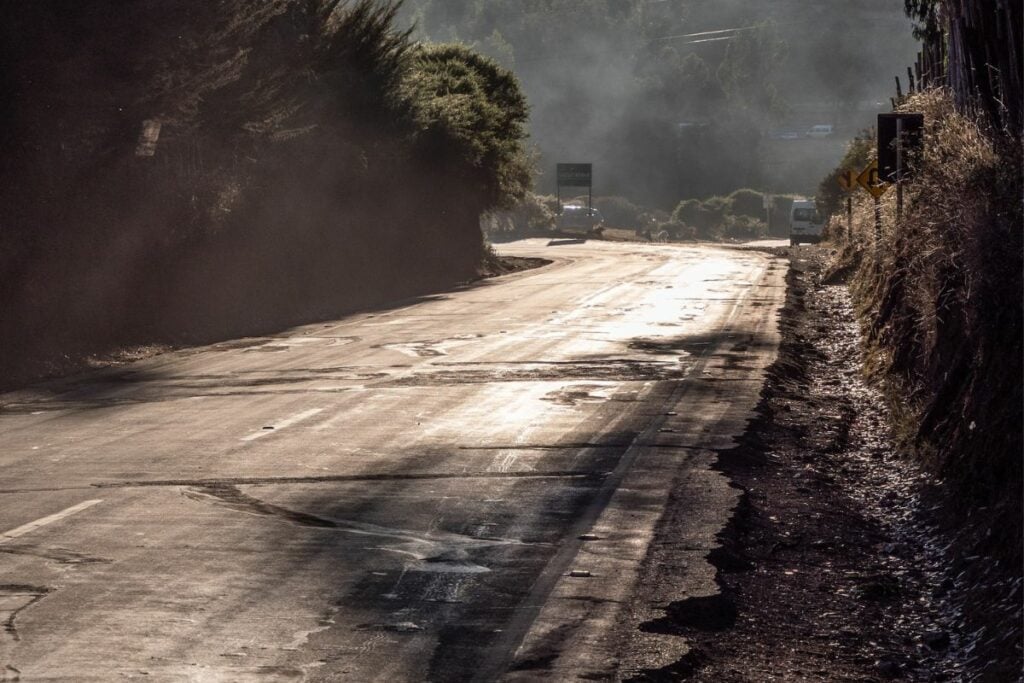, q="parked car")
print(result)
[556,204,605,232]
[805,124,834,138]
